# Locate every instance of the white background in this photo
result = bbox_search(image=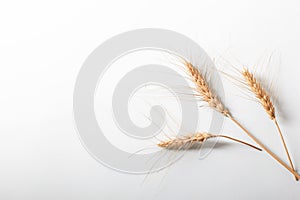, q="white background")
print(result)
[1,0,300,199]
